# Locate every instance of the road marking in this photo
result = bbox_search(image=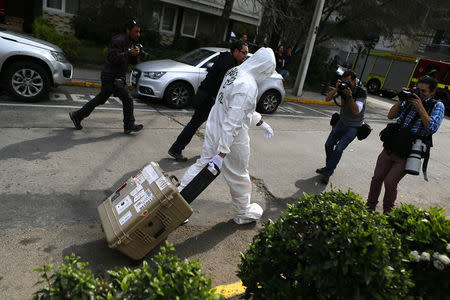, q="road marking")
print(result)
[293,102,332,117]
[214,281,246,298]
[280,106,304,114]
[49,93,67,101]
